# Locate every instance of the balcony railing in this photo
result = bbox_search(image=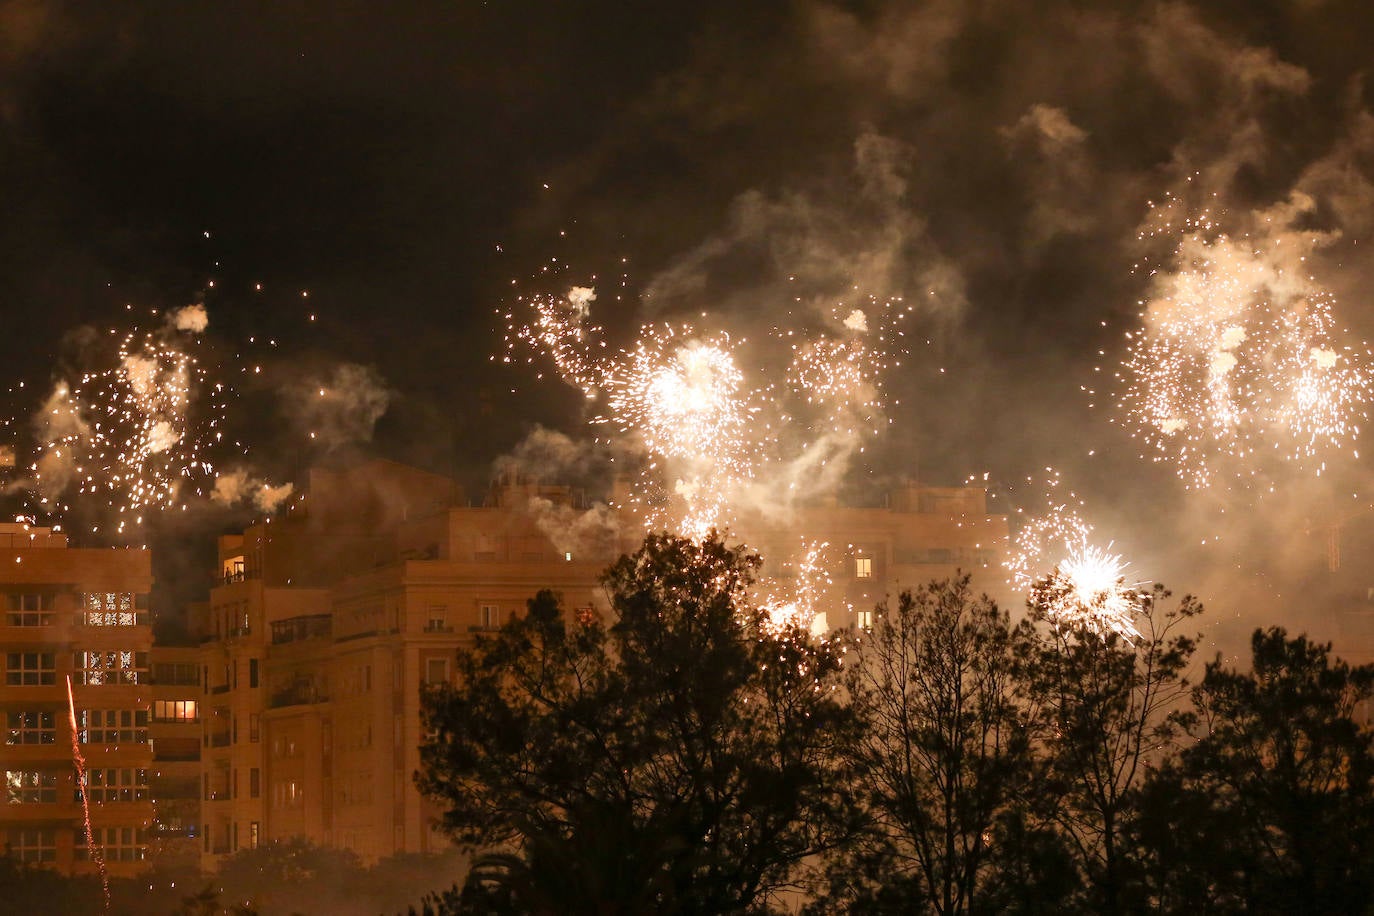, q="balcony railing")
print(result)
[208,732,231,748]
[268,684,329,709]
[423,623,455,634]
[270,614,332,645]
